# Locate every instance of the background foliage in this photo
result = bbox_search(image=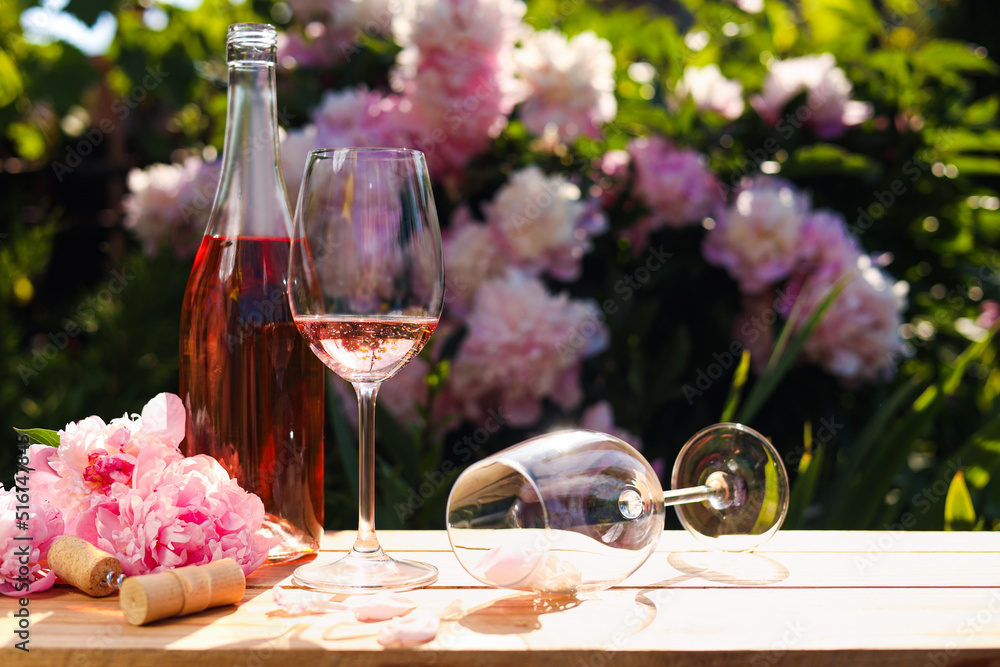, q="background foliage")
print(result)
[2,0,1000,533]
